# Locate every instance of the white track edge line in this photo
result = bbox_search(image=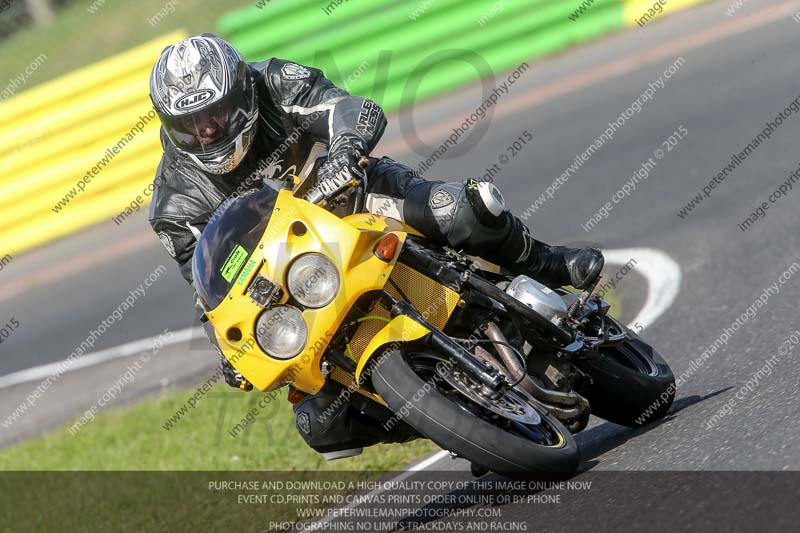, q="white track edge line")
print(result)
[604,247,682,331]
[0,327,202,390]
